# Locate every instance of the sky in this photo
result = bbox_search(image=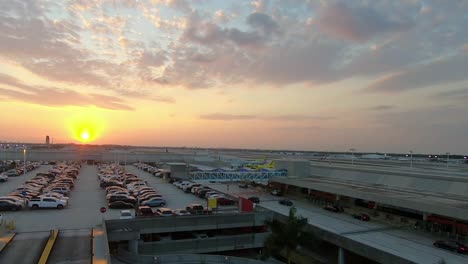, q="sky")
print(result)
[0,0,467,154]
